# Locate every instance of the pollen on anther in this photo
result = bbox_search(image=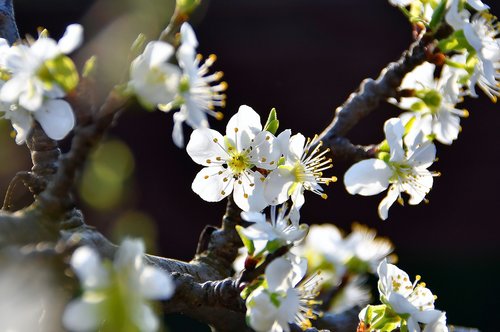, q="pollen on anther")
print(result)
[216,157,222,161]
[215,112,224,120]
[234,127,239,133]
[321,193,328,199]
[204,175,209,179]
[265,135,270,141]
[213,138,218,143]
[221,190,226,195]
[223,178,228,182]
[261,157,267,162]
[206,159,212,164]
[244,194,249,199]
